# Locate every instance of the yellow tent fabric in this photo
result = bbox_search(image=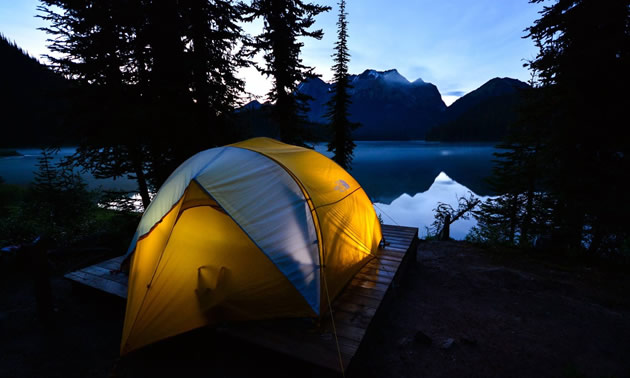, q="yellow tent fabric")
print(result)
[121,137,382,355]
